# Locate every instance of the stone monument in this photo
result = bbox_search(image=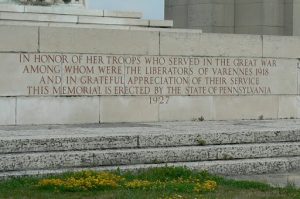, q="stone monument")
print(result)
[0,1,299,125]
